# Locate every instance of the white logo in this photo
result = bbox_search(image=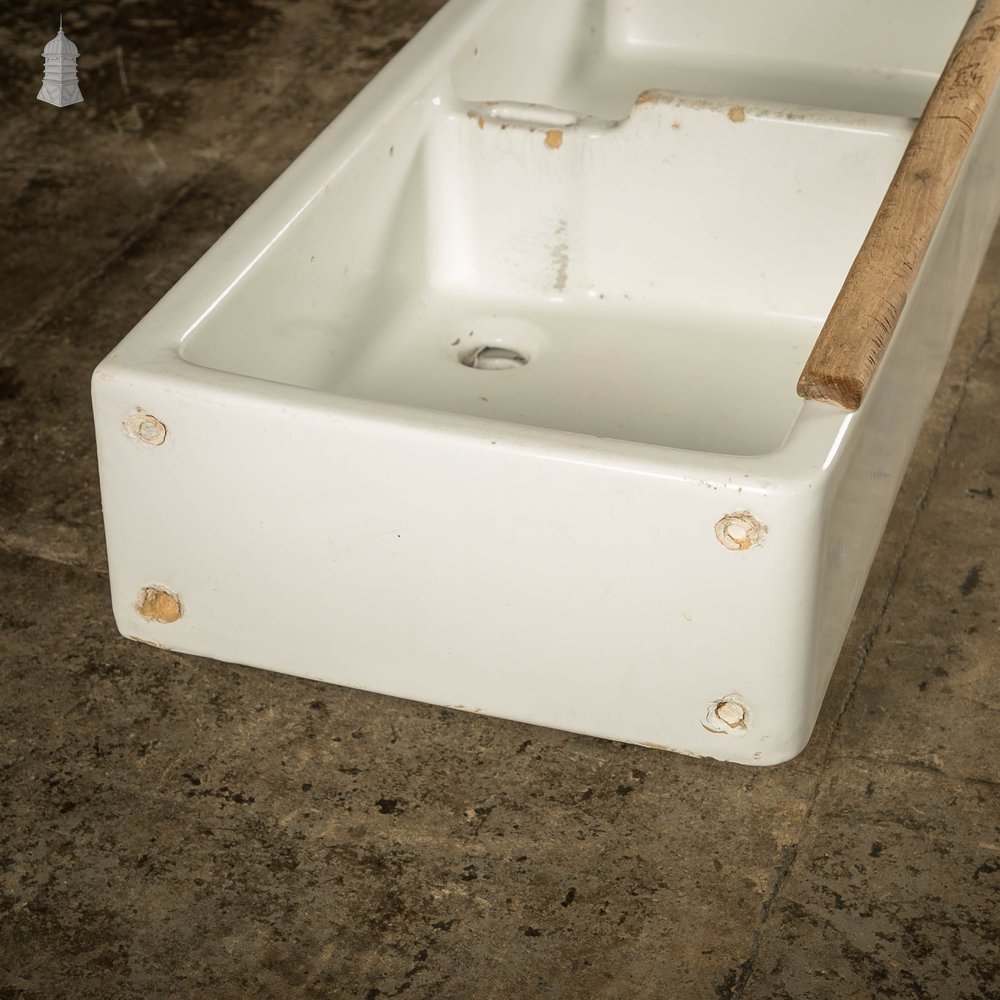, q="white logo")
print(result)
[38,16,83,108]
